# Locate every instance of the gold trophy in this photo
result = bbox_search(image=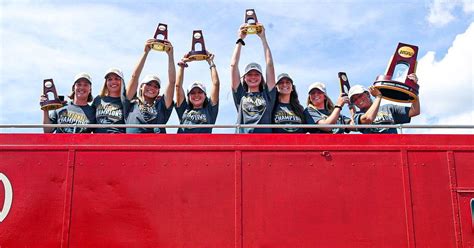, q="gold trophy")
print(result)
[40,79,64,110]
[244,9,262,34]
[151,23,171,52]
[373,42,419,103]
[187,30,209,61]
[338,72,351,96]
